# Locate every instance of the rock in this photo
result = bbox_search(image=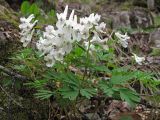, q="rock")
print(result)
[147,0,155,11]
[0,1,20,62]
[105,11,131,29]
[149,28,160,48]
[55,1,91,17]
[102,7,154,29]
[130,7,154,28]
